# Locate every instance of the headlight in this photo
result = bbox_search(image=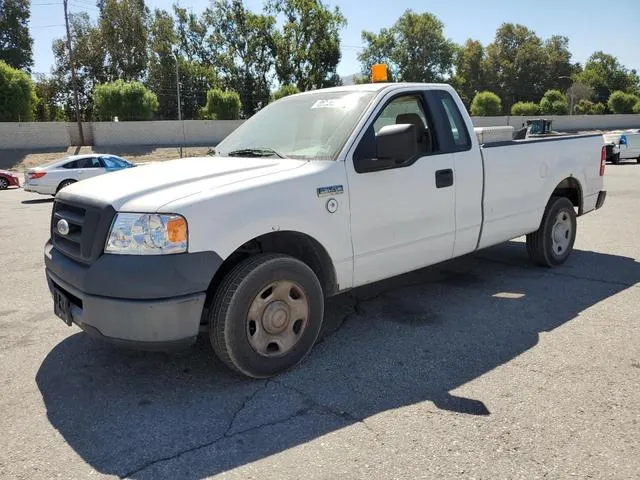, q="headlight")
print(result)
[105,213,188,255]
